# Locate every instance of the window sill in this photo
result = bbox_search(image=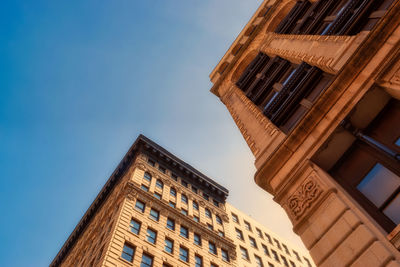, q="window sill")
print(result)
[145,240,157,247]
[163,250,174,256]
[119,256,133,265]
[178,259,189,265]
